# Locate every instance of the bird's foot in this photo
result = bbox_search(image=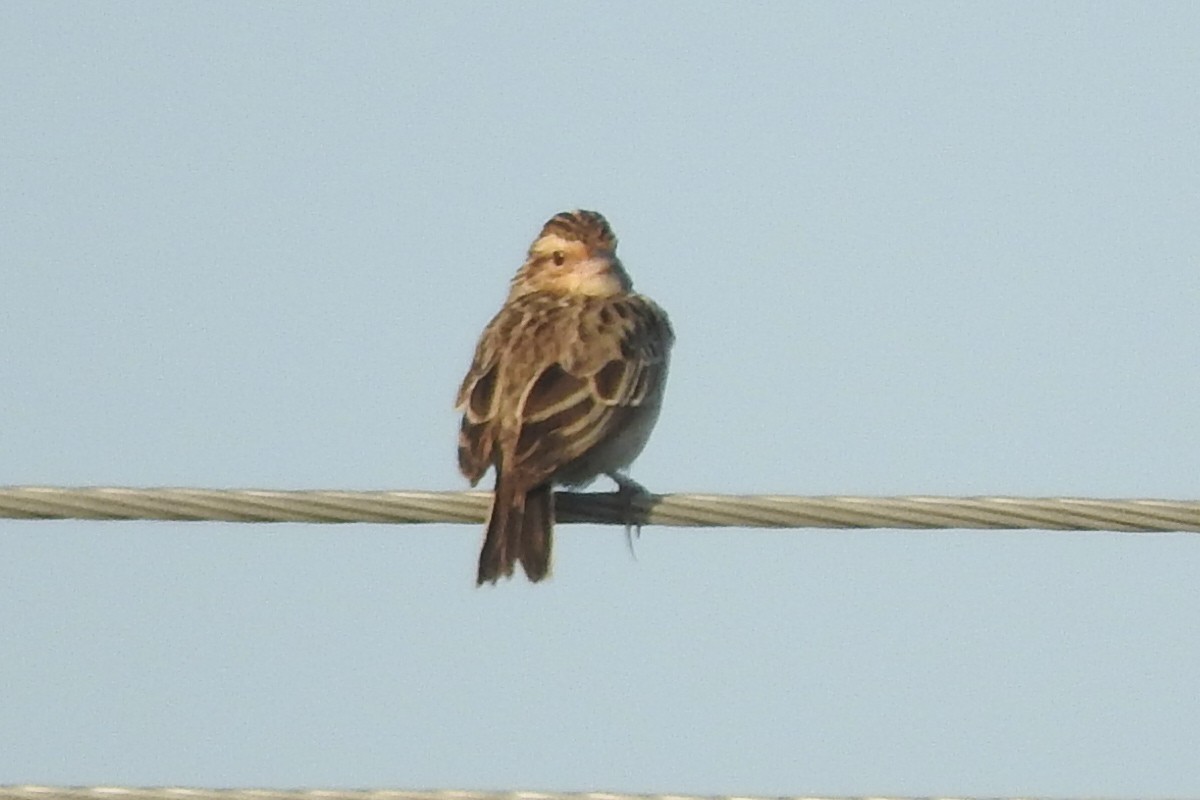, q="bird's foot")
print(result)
[607,472,651,558]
